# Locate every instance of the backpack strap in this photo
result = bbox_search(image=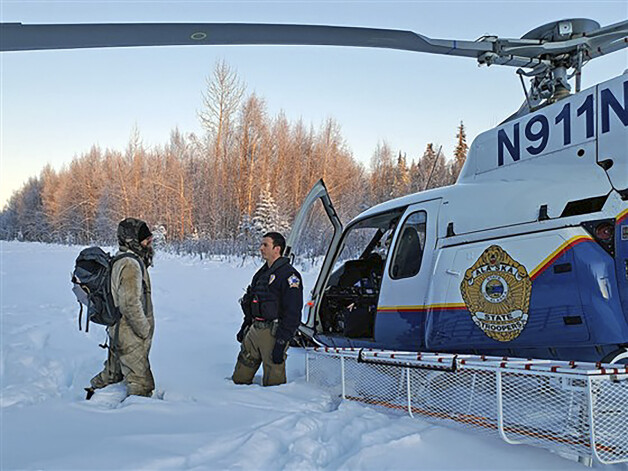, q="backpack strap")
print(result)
[78,301,83,331]
[111,320,121,358]
[86,299,91,333]
[98,321,121,363]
